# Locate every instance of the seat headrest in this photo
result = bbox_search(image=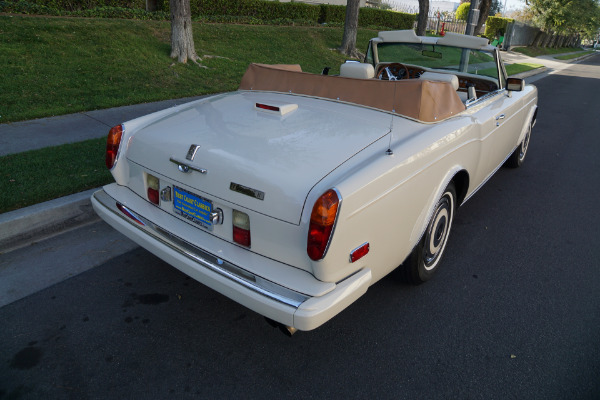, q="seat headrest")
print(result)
[419,72,459,91]
[340,62,375,79]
